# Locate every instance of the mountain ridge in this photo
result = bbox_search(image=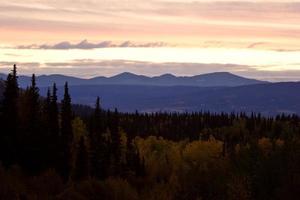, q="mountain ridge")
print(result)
[0,71,267,88]
[1,74,300,115]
